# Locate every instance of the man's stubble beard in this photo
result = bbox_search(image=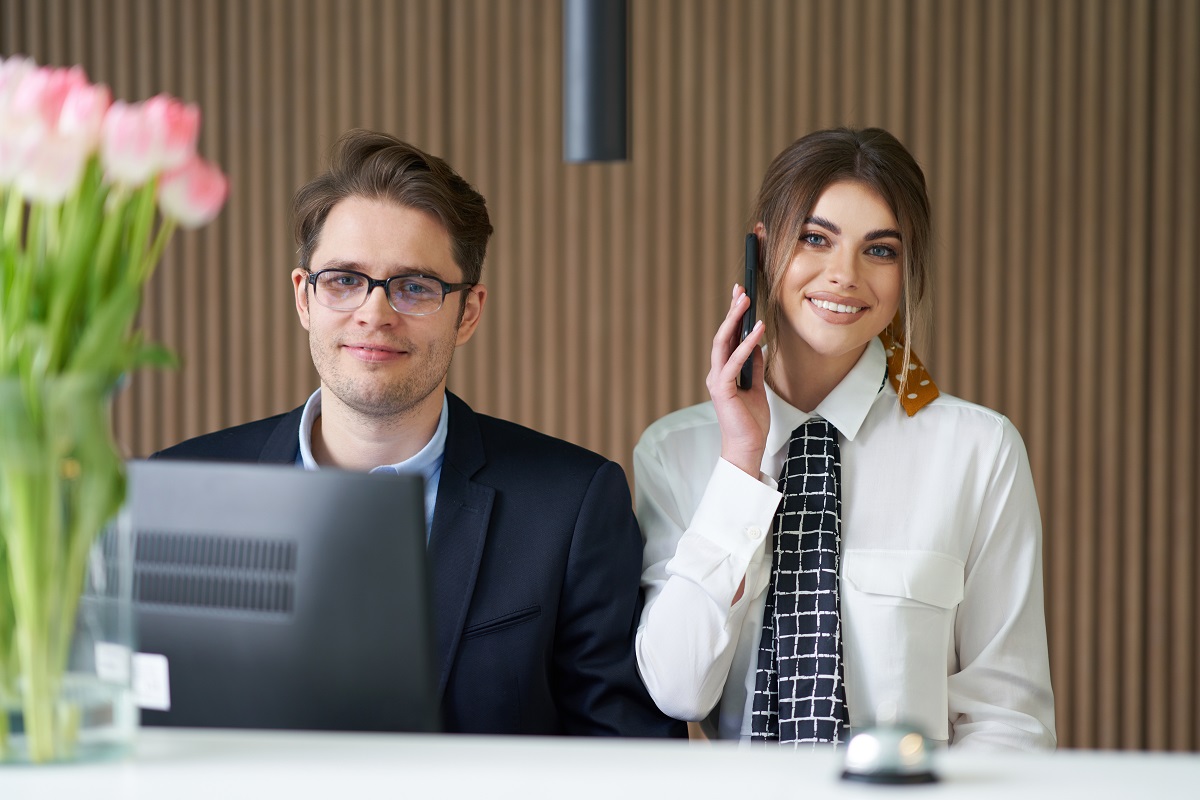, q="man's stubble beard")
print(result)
[310,330,458,422]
